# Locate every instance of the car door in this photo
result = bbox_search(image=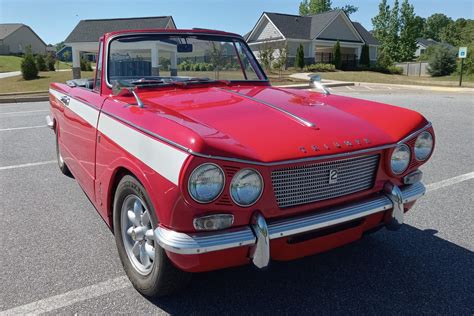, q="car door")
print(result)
[60,40,106,201]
